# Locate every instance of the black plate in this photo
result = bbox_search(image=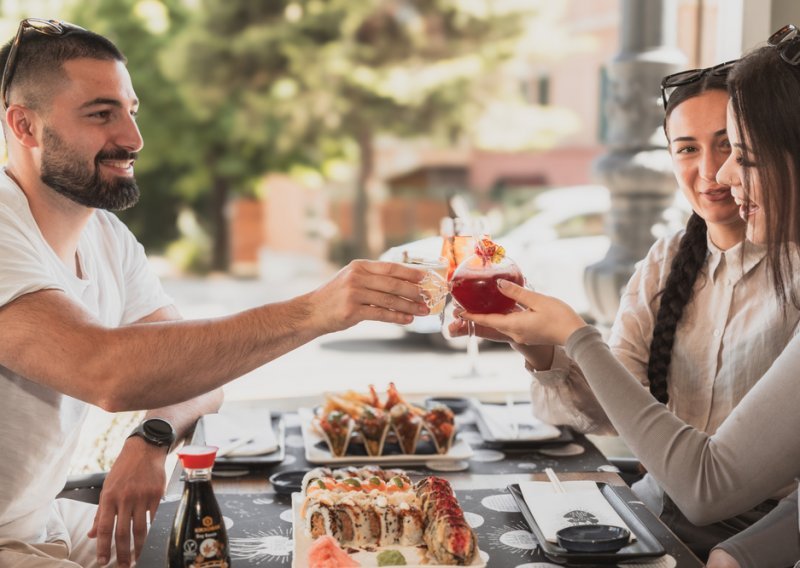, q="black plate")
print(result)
[472,400,573,447]
[556,524,630,553]
[269,470,310,495]
[507,483,665,564]
[424,396,470,415]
